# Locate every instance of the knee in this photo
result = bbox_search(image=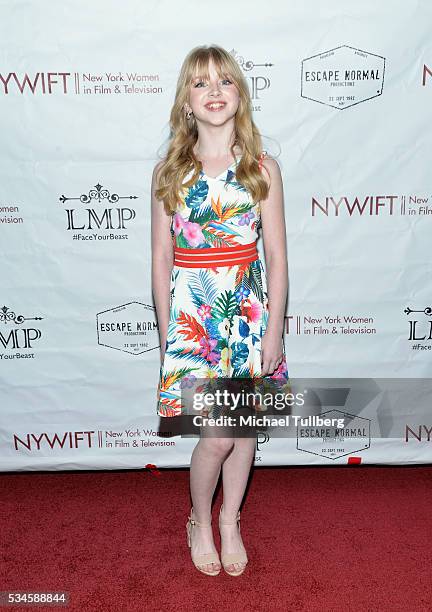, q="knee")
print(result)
[205,437,235,456]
